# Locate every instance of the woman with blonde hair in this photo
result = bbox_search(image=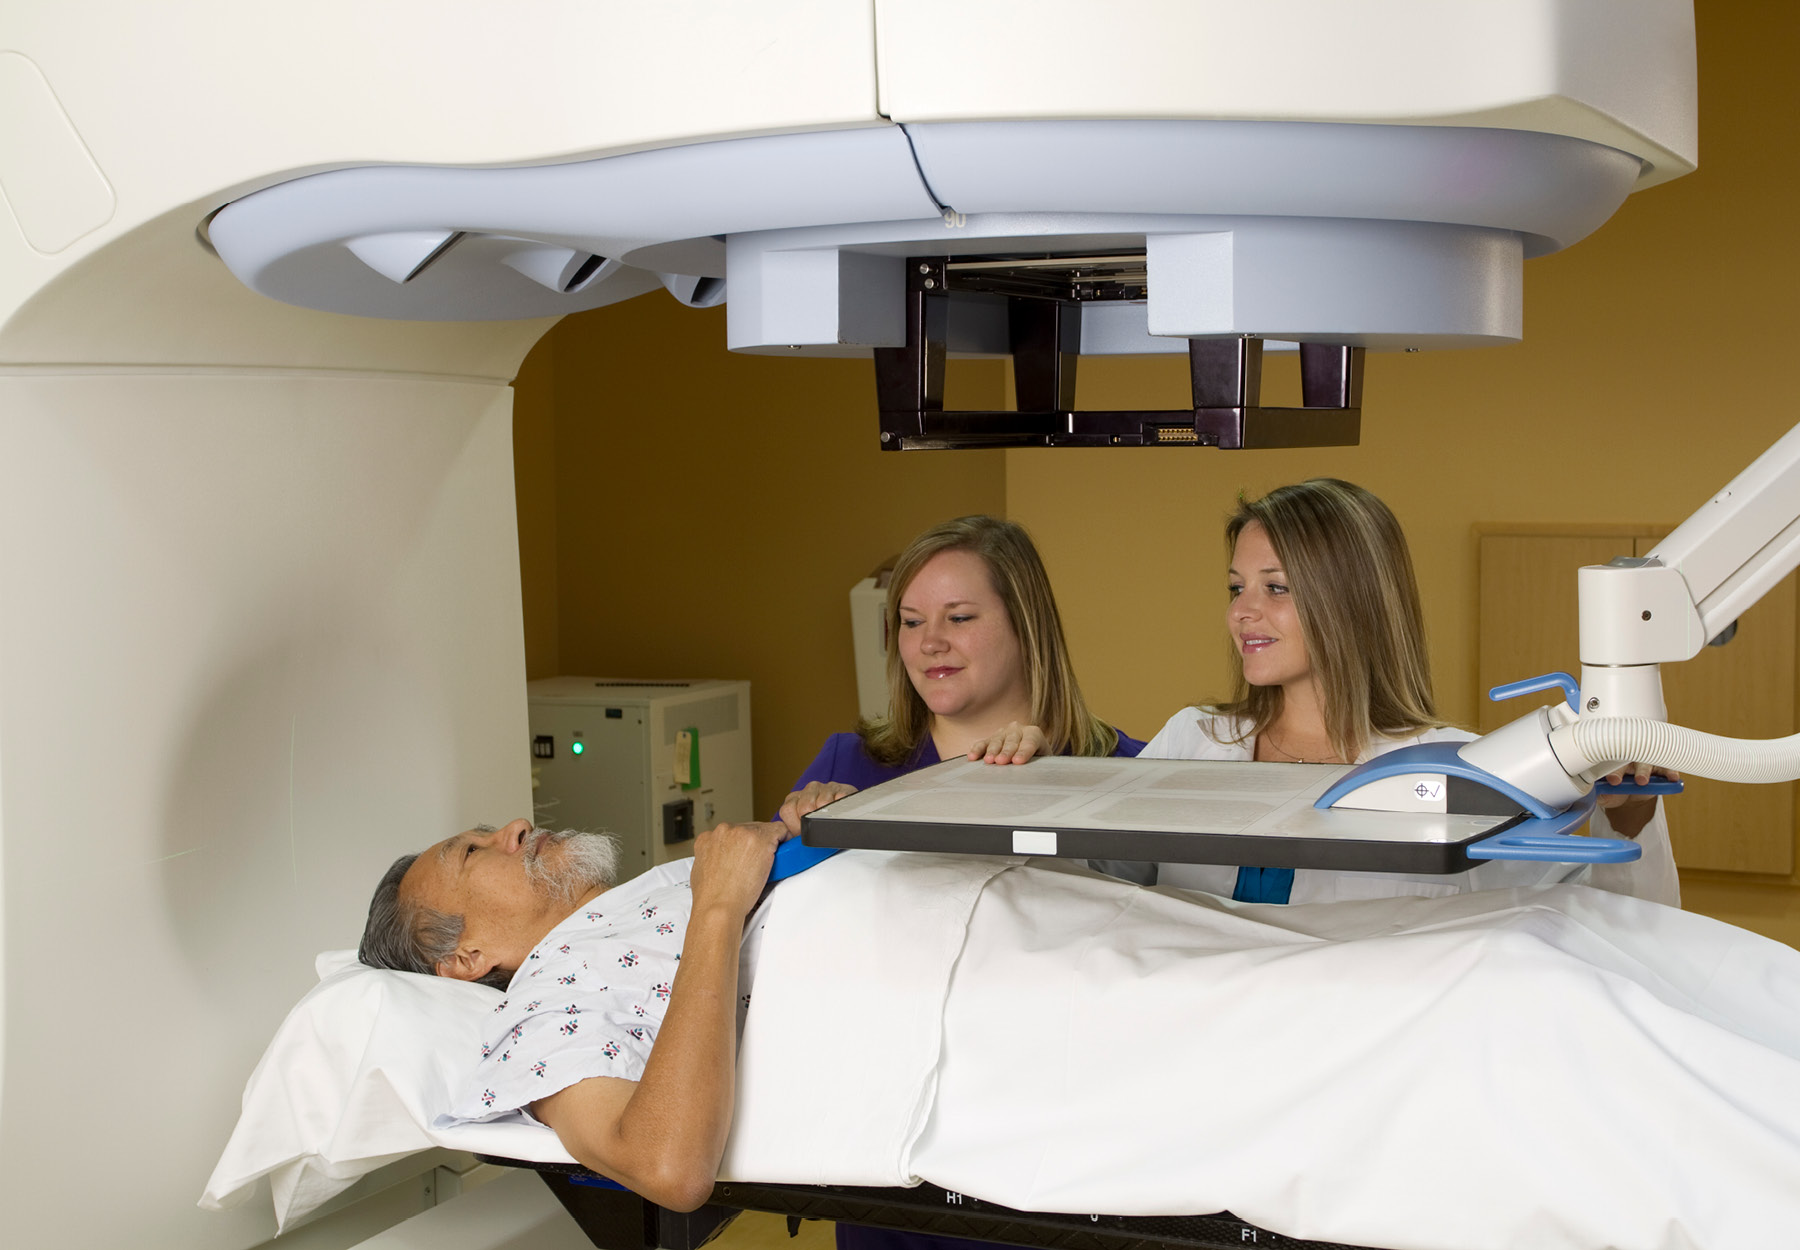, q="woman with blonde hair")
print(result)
[1206,476,1444,767]
[779,514,1140,830]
